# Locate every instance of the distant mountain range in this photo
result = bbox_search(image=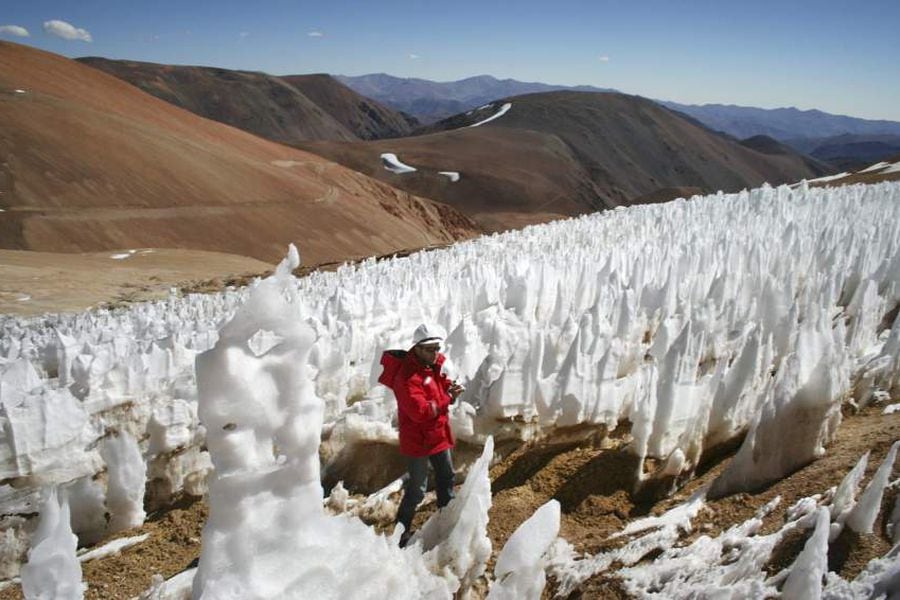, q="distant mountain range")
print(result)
[334,73,615,124]
[782,133,900,172]
[337,73,900,167]
[70,58,830,233]
[2,44,894,271]
[77,59,898,173]
[660,102,900,140]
